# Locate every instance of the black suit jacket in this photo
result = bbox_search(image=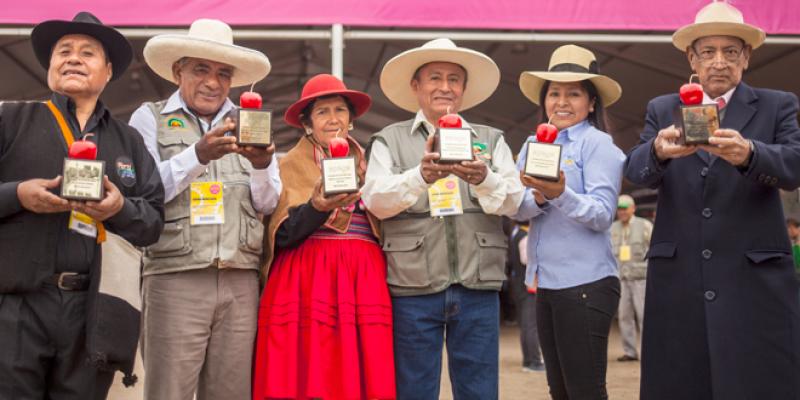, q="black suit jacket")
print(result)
[625,82,800,400]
